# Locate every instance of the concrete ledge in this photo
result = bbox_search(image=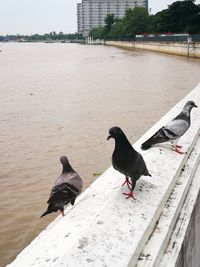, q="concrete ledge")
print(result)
[137,137,200,267]
[106,41,200,58]
[159,166,200,267]
[160,153,200,267]
[7,84,200,267]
